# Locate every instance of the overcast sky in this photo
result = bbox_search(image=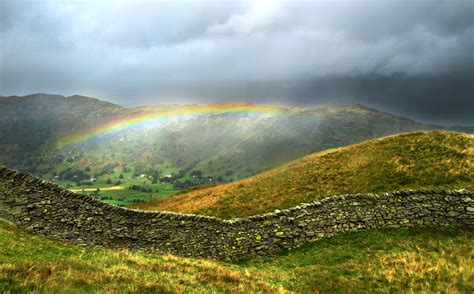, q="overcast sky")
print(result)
[1,0,473,125]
